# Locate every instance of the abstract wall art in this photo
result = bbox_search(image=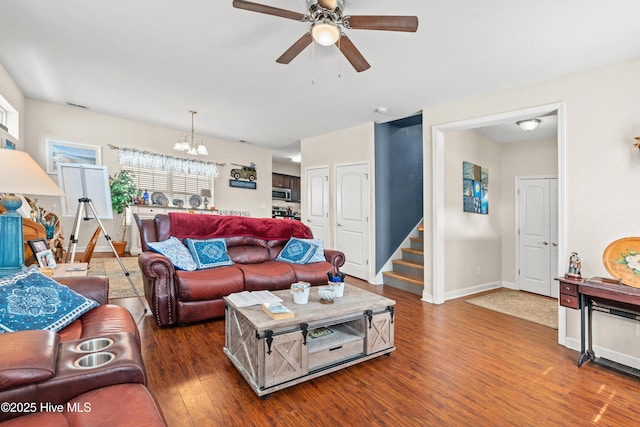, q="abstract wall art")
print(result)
[463,161,488,214]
